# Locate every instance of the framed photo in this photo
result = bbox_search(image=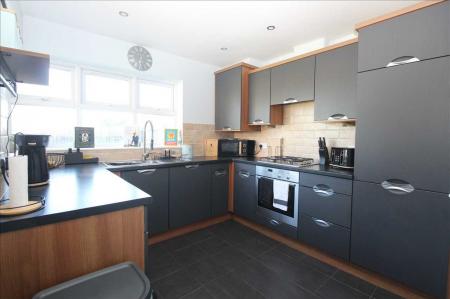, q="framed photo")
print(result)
[164,129,178,146]
[75,127,95,148]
